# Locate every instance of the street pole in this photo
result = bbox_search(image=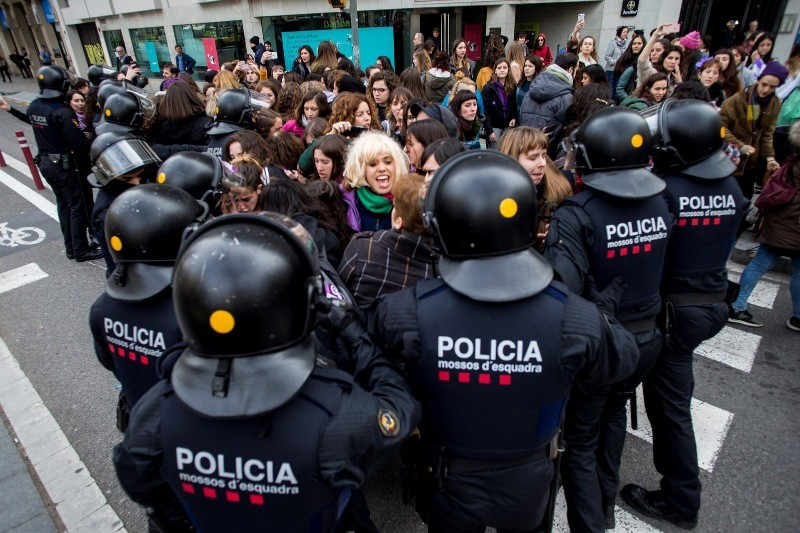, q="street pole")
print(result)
[348,0,360,69]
